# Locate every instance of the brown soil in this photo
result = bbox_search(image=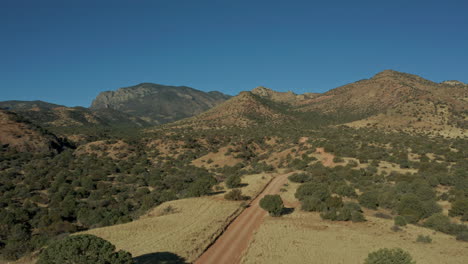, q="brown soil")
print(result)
[195,173,291,264]
[315,147,335,167]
